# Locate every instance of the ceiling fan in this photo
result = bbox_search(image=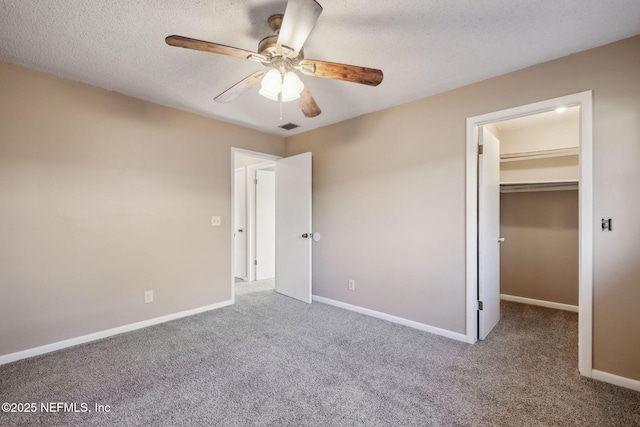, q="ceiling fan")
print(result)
[165,0,383,118]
